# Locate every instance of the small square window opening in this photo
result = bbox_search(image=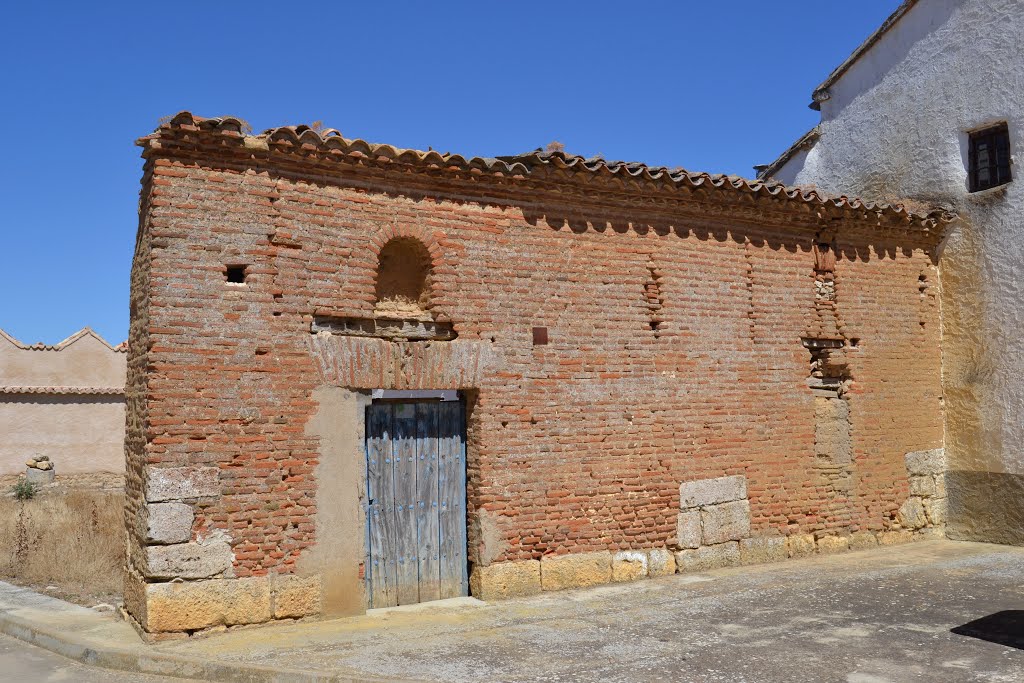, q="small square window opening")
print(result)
[969,123,1012,192]
[226,265,248,284]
